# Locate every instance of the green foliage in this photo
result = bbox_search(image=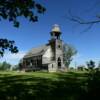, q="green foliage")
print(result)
[69,67,75,71]
[86,60,95,71]
[12,64,20,71]
[77,65,85,71]
[63,44,77,68]
[0,0,46,27]
[0,39,18,57]
[86,70,100,100]
[0,61,11,70]
[0,0,46,57]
